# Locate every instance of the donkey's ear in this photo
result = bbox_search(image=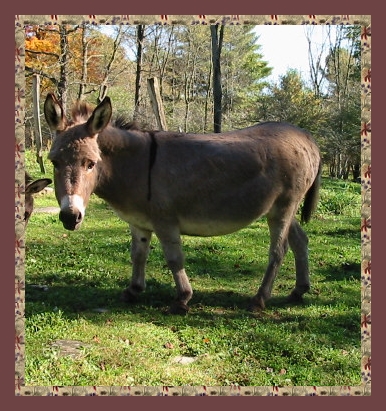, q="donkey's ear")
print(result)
[44,93,68,131]
[25,178,52,195]
[86,97,112,136]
